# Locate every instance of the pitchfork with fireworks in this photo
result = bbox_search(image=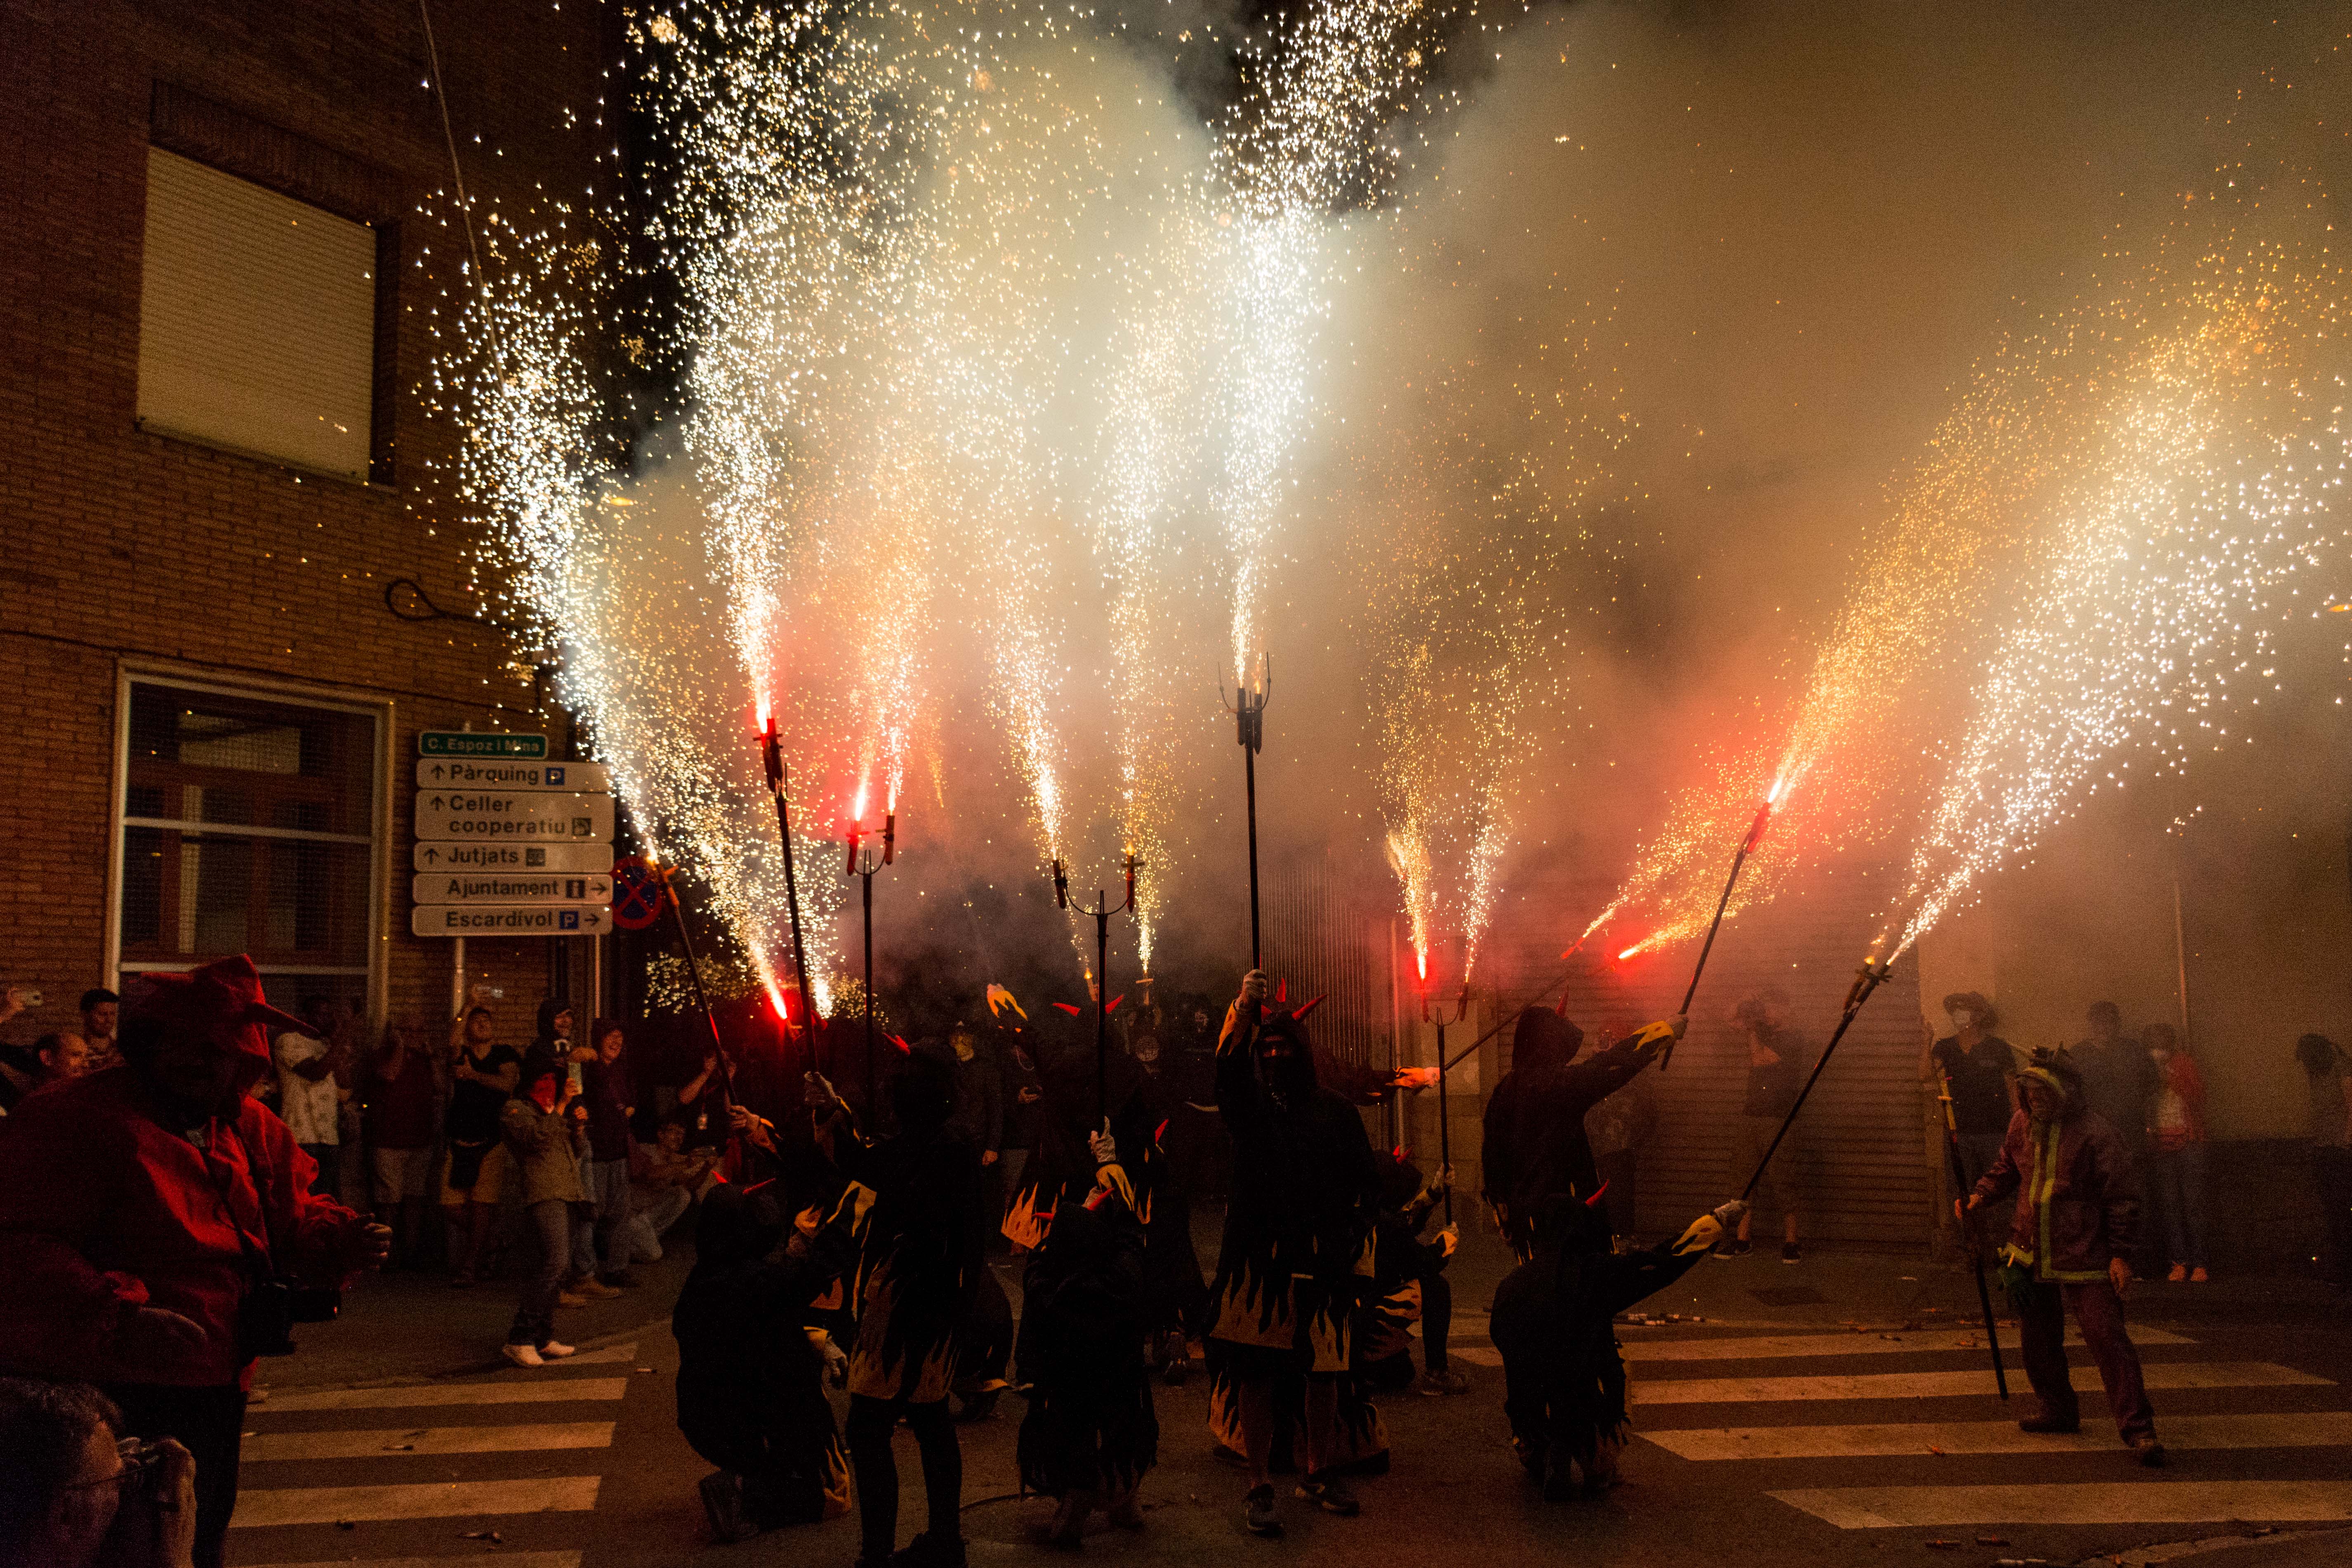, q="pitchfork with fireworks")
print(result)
[1220,653,1271,971]
[1420,974,1472,1227]
[1053,853,1143,1120]
[843,803,897,1124]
